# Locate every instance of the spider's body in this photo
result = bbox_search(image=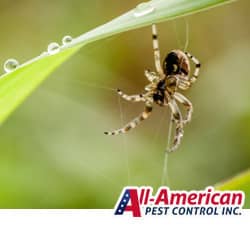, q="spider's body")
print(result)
[152,50,190,106]
[105,25,201,152]
[164,50,190,77]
